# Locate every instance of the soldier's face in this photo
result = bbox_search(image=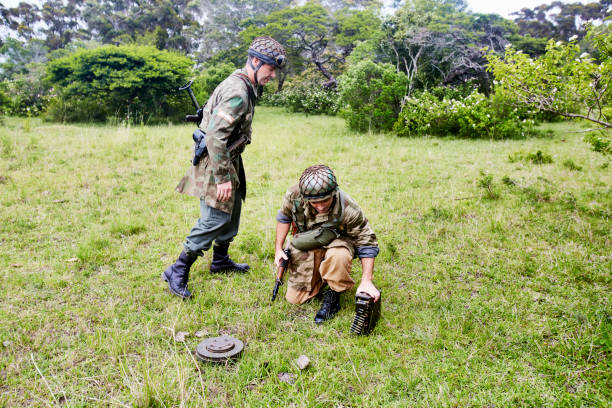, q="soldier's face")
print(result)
[257,63,277,85]
[309,197,333,214]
